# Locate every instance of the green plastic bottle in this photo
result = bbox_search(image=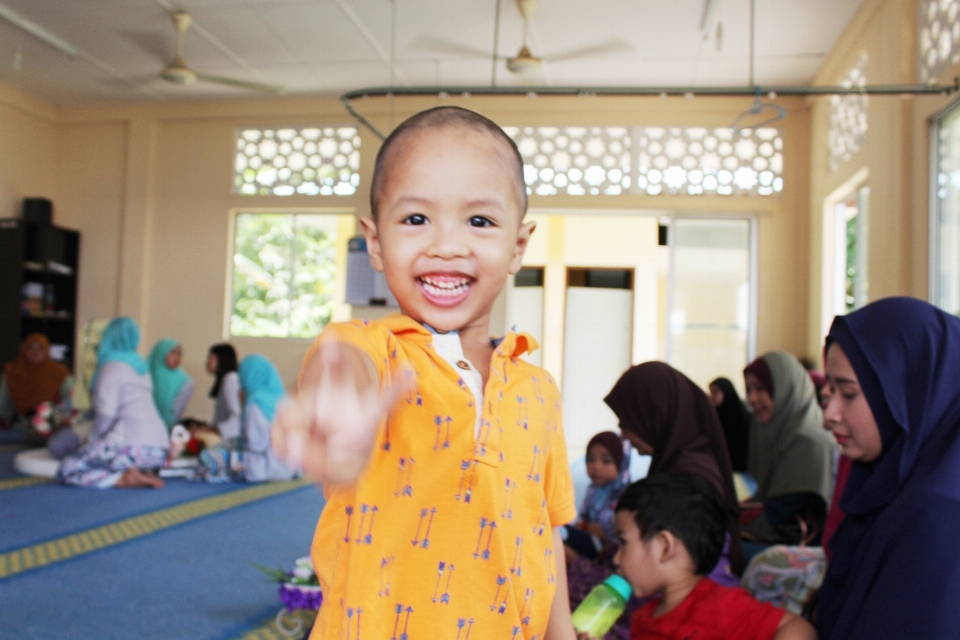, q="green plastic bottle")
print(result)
[571,573,633,637]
